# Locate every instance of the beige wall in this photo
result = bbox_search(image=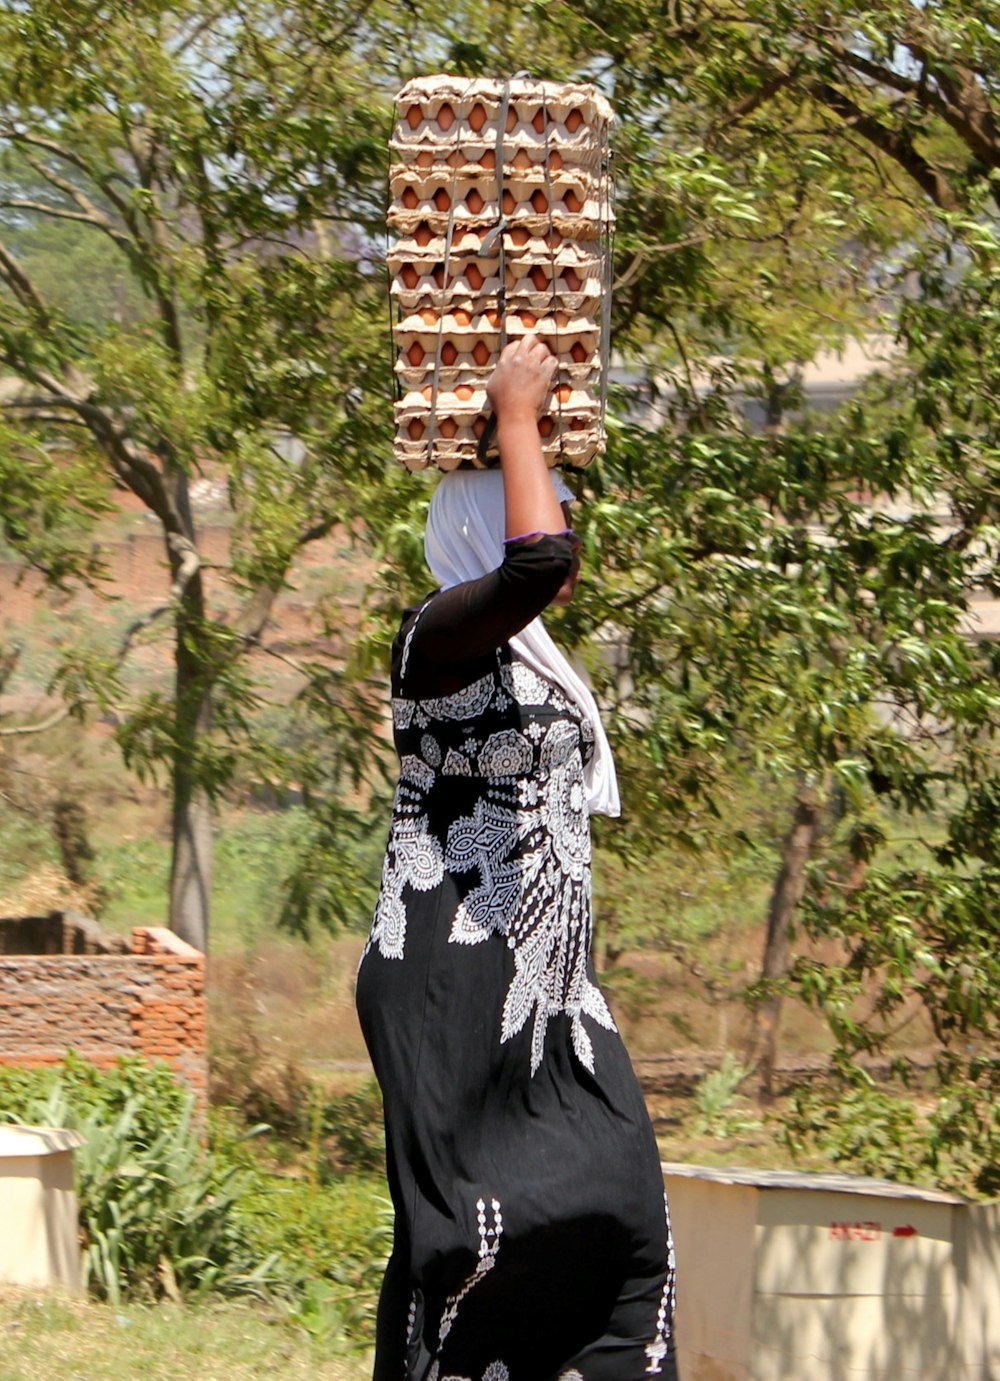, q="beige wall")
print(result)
[663,1165,999,1381]
[0,1127,83,1289]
